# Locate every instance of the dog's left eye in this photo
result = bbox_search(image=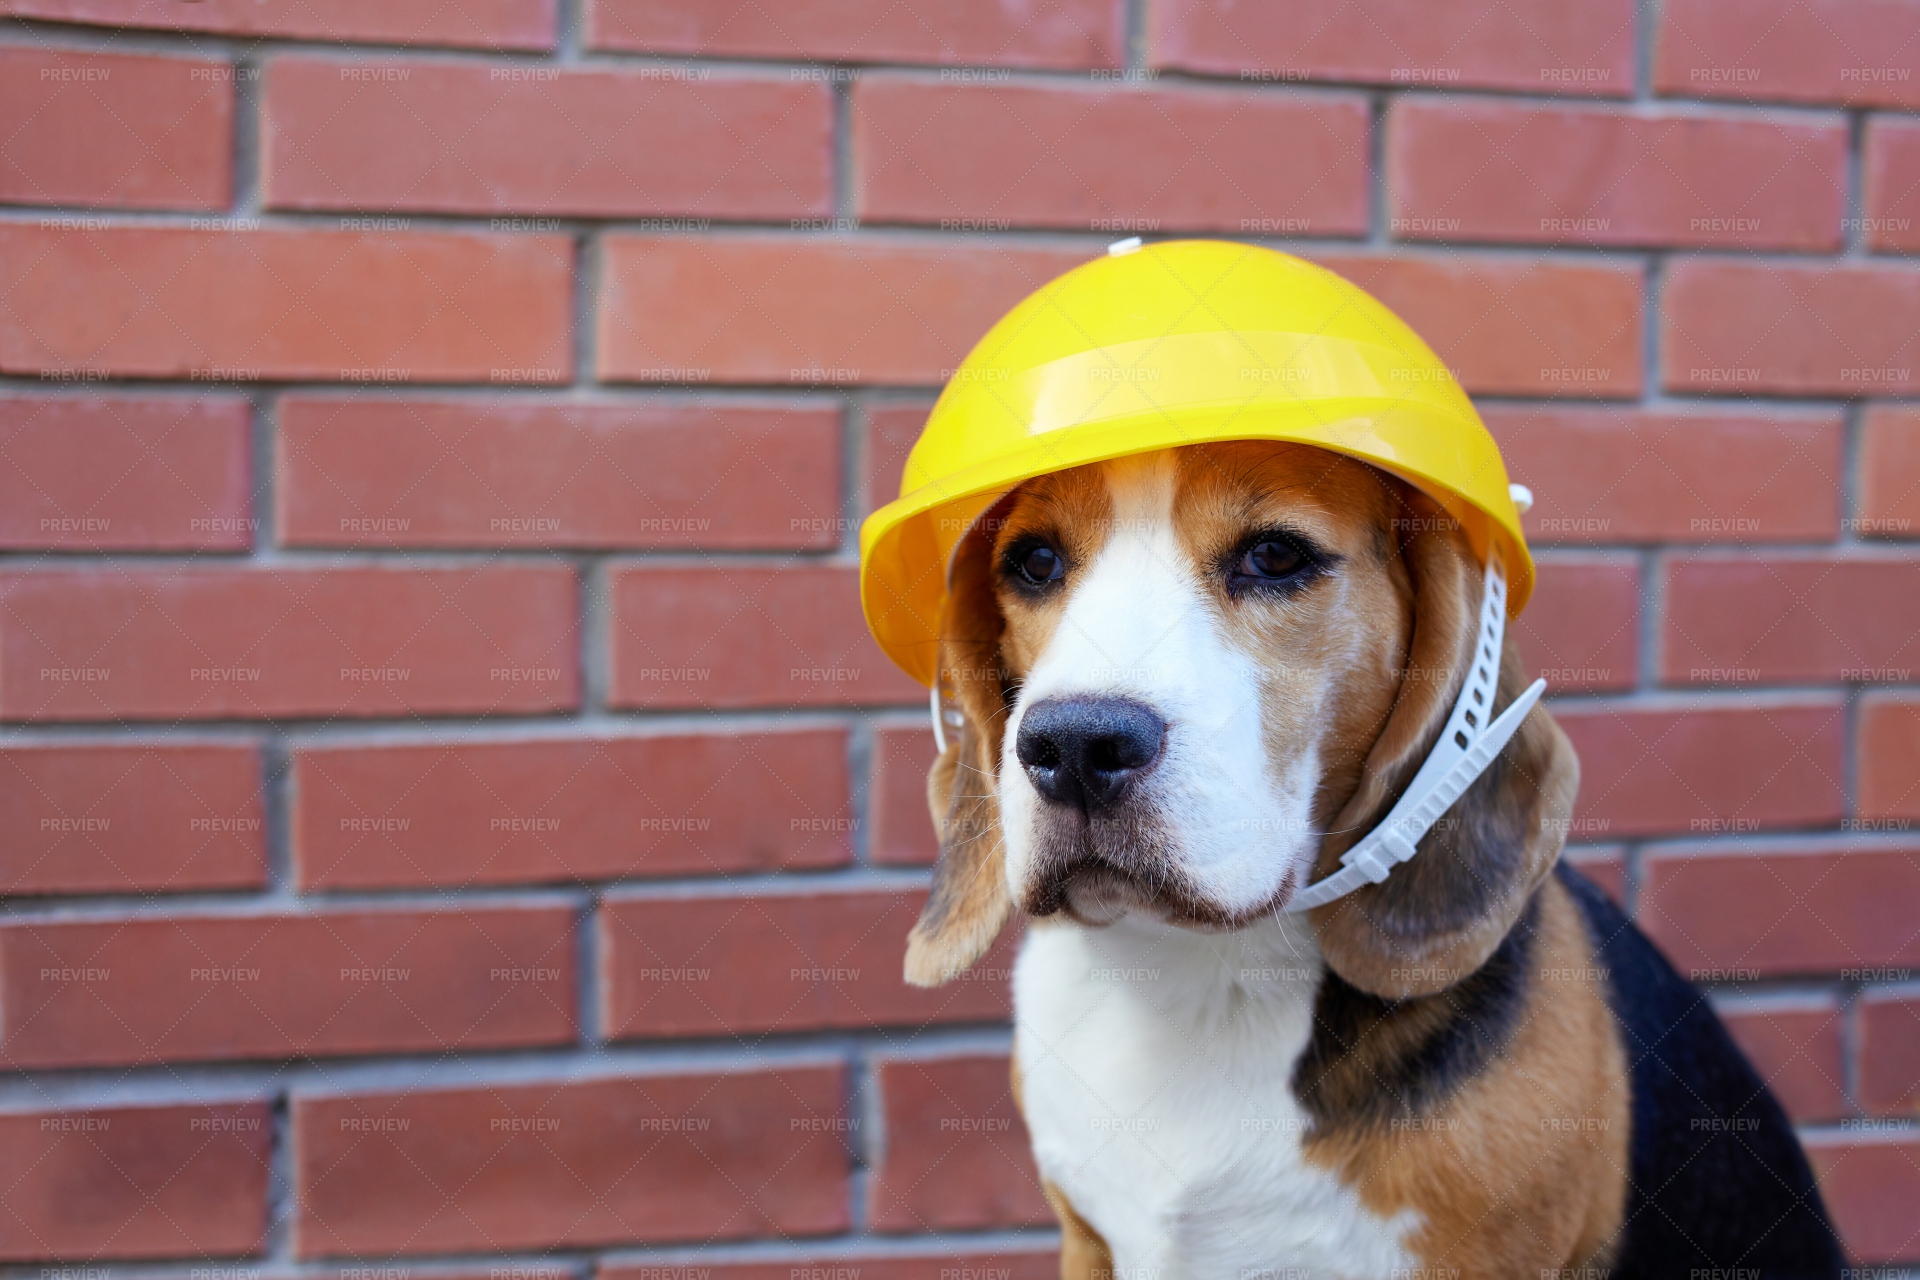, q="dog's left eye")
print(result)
[1237,539,1306,580]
